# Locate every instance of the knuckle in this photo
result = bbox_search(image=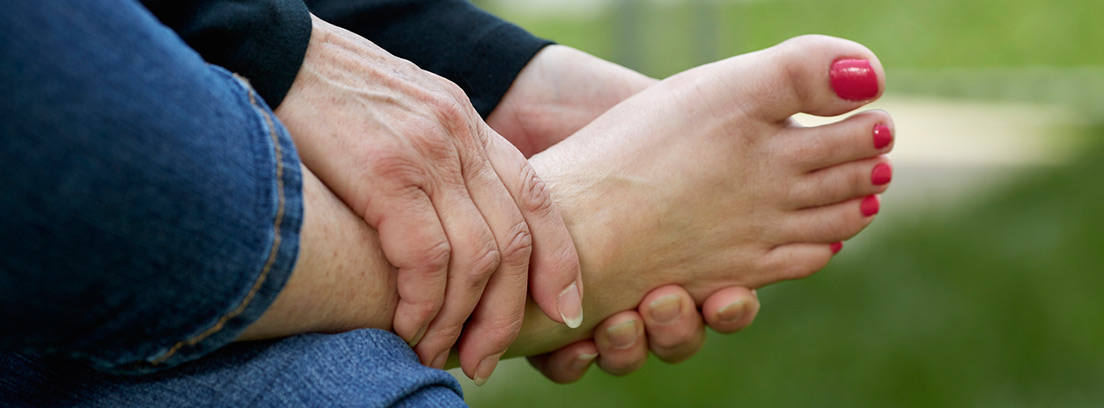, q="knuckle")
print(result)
[463,239,501,283]
[404,298,443,325]
[498,222,534,270]
[407,119,459,163]
[427,89,474,137]
[419,239,453,273]
[365,147,428,187]
[518,164,555,214]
